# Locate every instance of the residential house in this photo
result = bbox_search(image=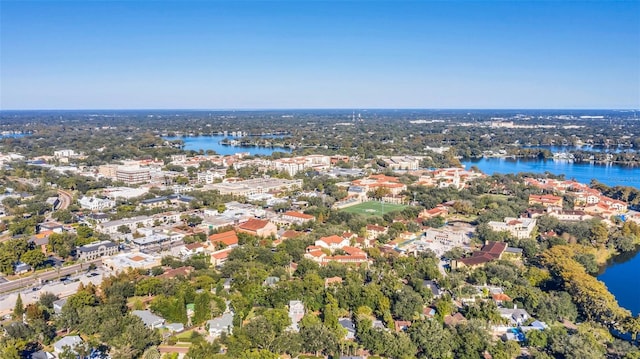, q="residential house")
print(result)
[132,310,165,329]
[180,242,208,257]
[282,211,315,224]
[324,276,343,288]
[315,235,350,250]
[211,248,234,267]
[418,205,449,219]
[452,241,508,269]
[53,335,83,356]
[339,318,356,340]
[53,298,68,315]
[207,311,234,338]
[499,306,530,327]
[208,230,239,250]
[528,194,563,208]
[394,320,412,332]
[444,313,467,327]
[288,300,305,332]
[366,224,388,240]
